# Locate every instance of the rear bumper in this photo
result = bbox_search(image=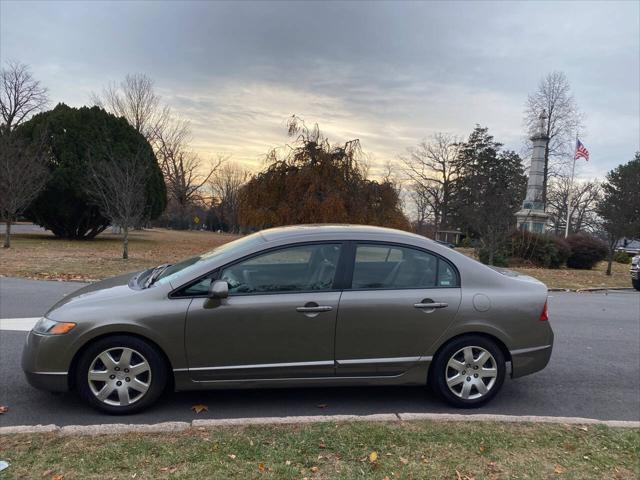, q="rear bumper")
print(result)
[510,343,553,378]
